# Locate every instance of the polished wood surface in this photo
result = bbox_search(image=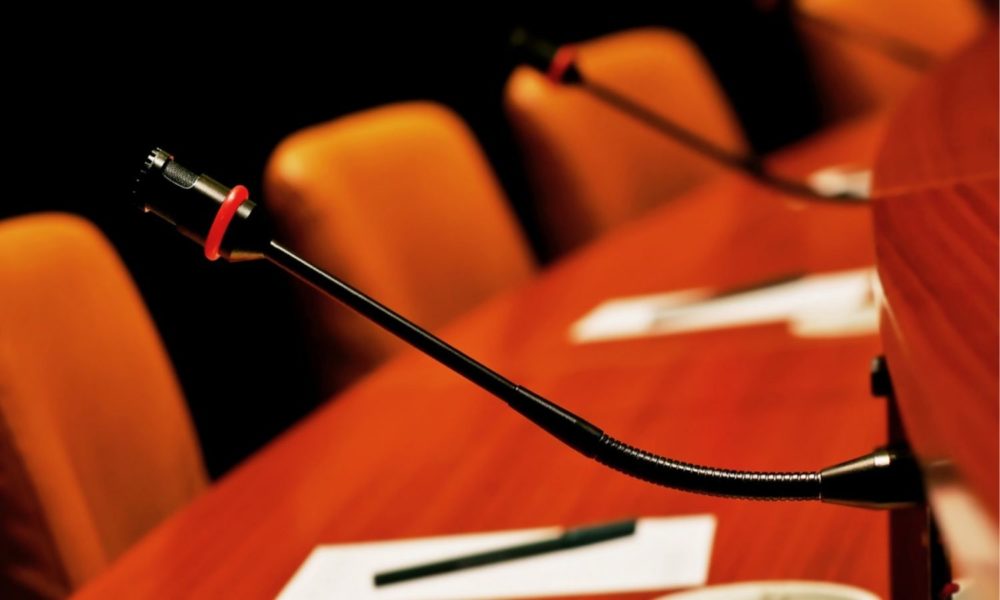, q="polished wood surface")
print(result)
[75,116,889,599]
[872,28,998,521]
